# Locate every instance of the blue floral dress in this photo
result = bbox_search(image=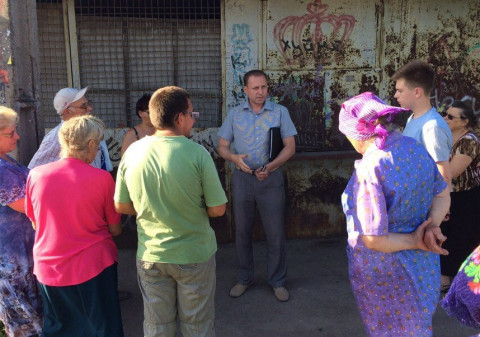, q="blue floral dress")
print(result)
[342,132,447,337]
[0,155,42,336]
